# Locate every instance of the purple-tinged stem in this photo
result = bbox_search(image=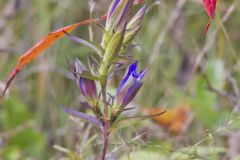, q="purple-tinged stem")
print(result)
[101,81,109,160]
[101,120,109,160]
